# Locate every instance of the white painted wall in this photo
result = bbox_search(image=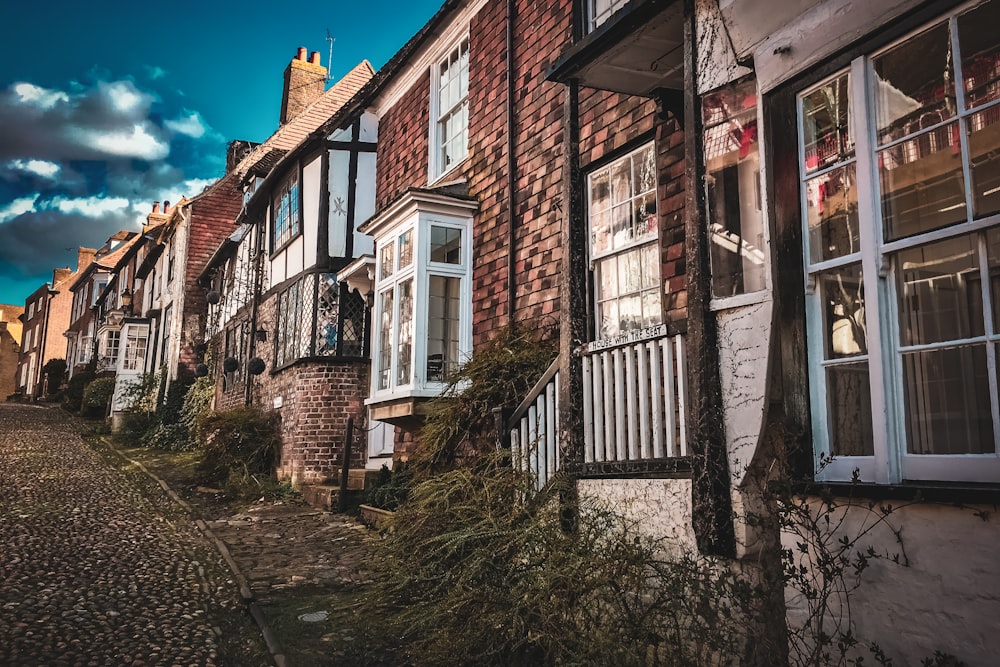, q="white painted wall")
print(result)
[578,478,698,556]
[783,499,1000,666]
[302,156,322,270]
[328,149,351,258]
[354,151,377,257]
